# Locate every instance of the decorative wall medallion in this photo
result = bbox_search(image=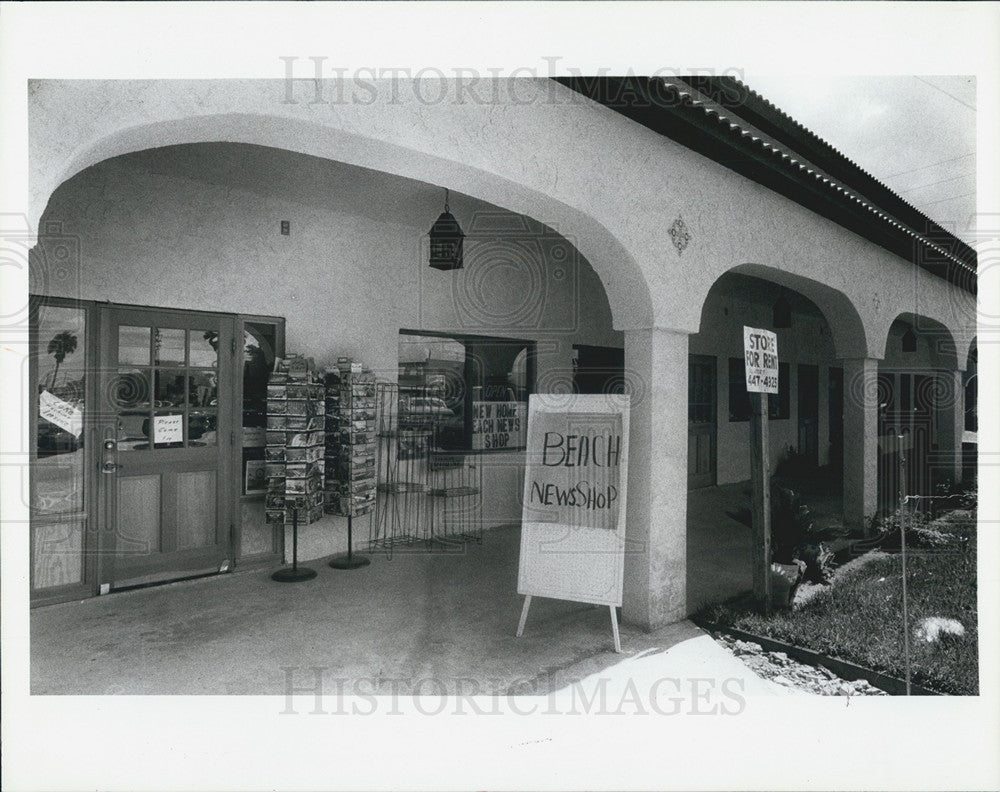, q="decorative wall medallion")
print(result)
[668,215,691,255]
